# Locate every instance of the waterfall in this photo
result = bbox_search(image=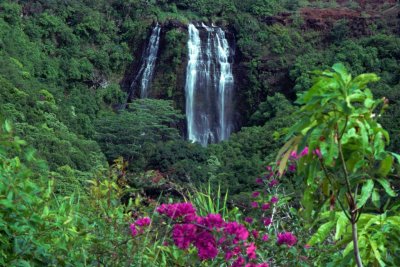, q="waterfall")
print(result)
[185,23,234,146]
[185,24,203,144]
[129,23,161,99]
[216,28,234,141]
